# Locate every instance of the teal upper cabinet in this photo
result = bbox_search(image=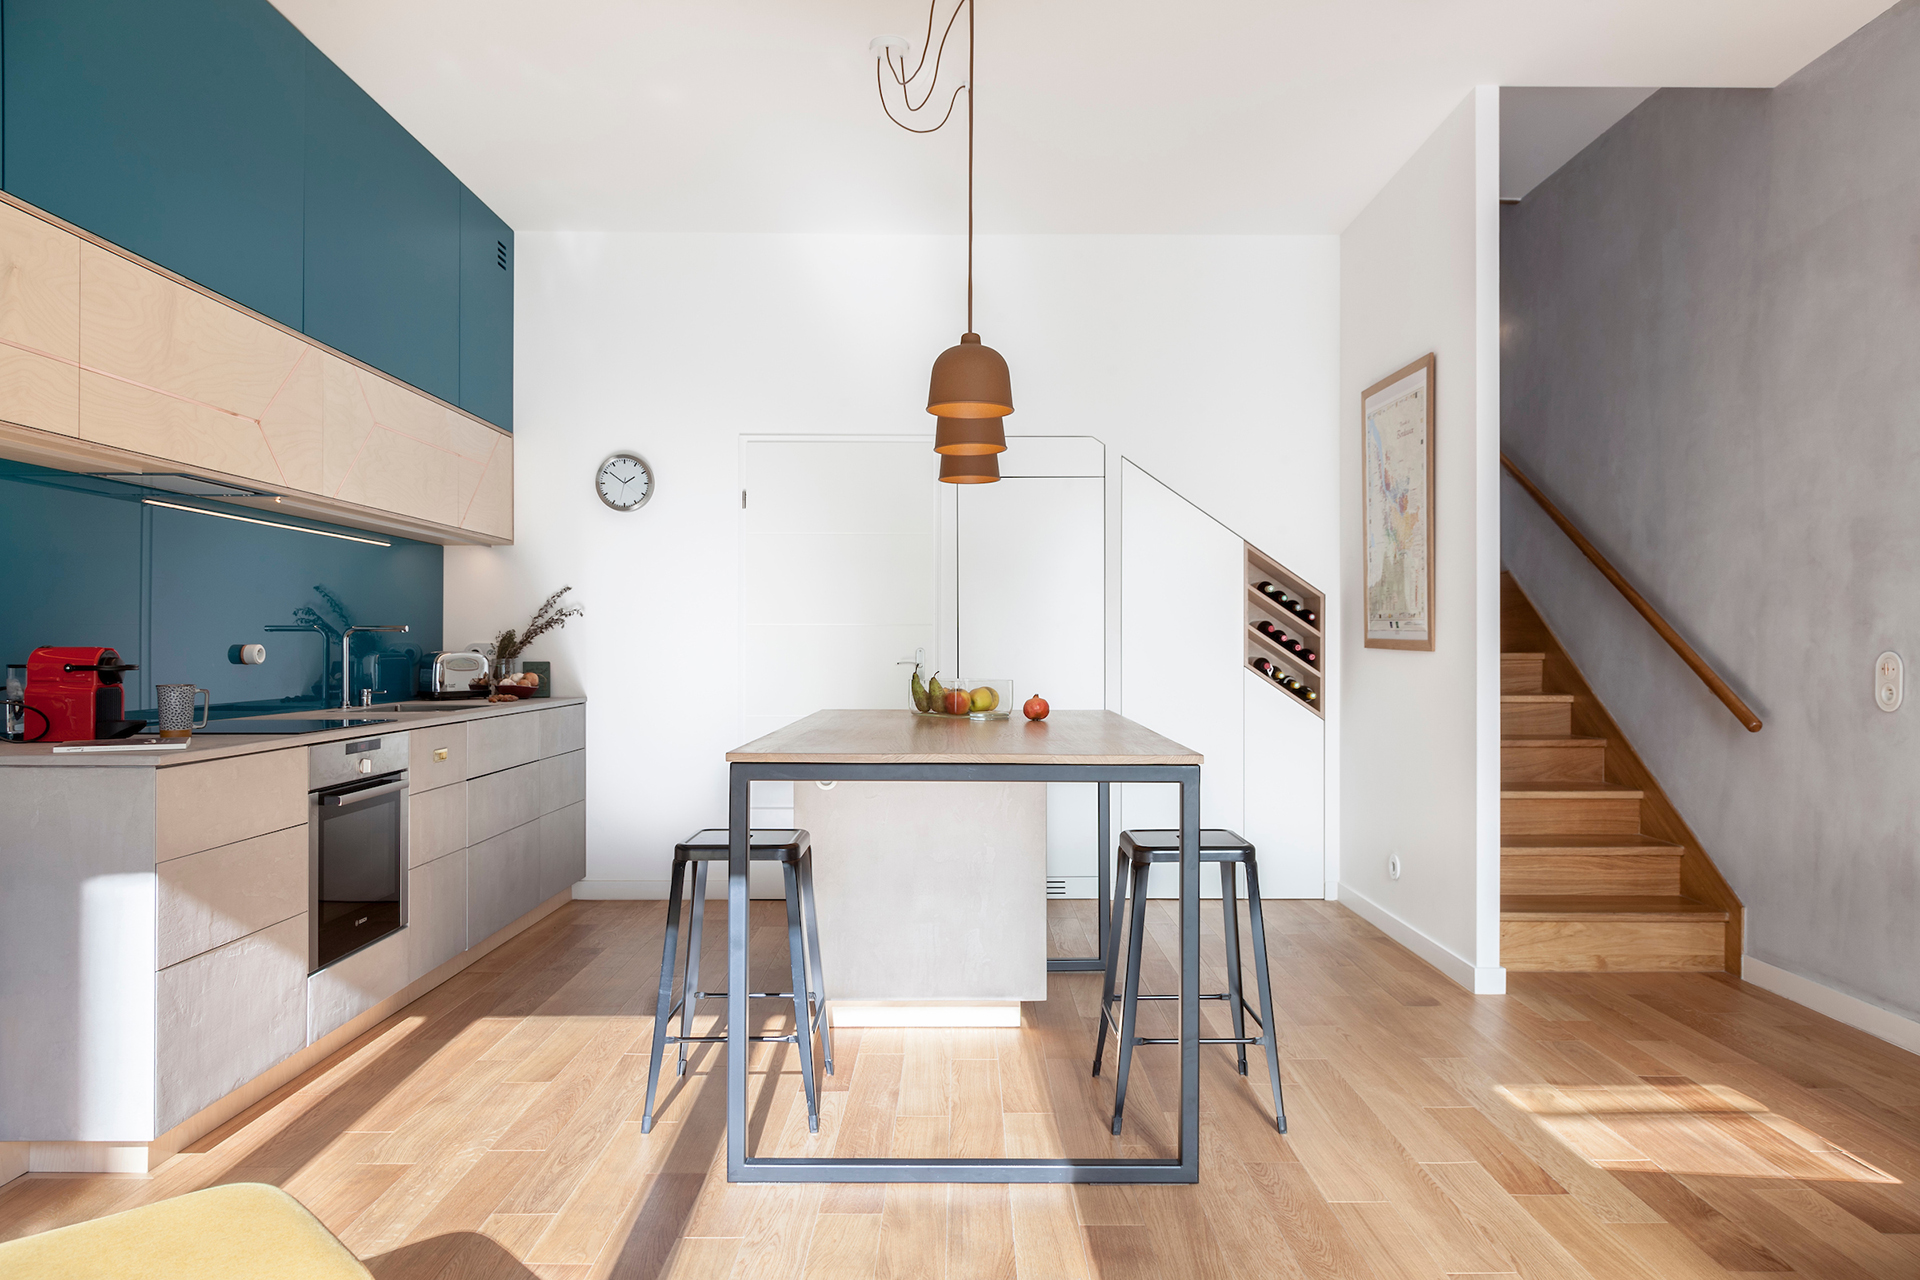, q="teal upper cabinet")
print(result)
[1,0,307,330]
[460,185,514,431]
[0,0,513,430]
[302,49,461,408]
